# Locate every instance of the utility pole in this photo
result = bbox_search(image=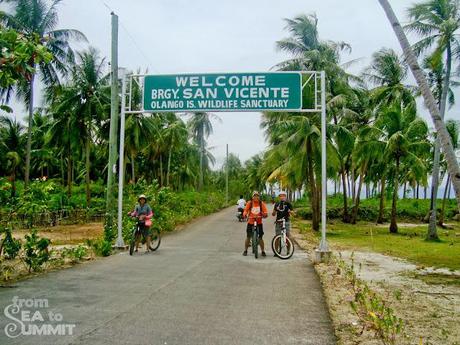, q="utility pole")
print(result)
[226,144,229,205]
[106,12,119,227]
[116,73,127,248]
